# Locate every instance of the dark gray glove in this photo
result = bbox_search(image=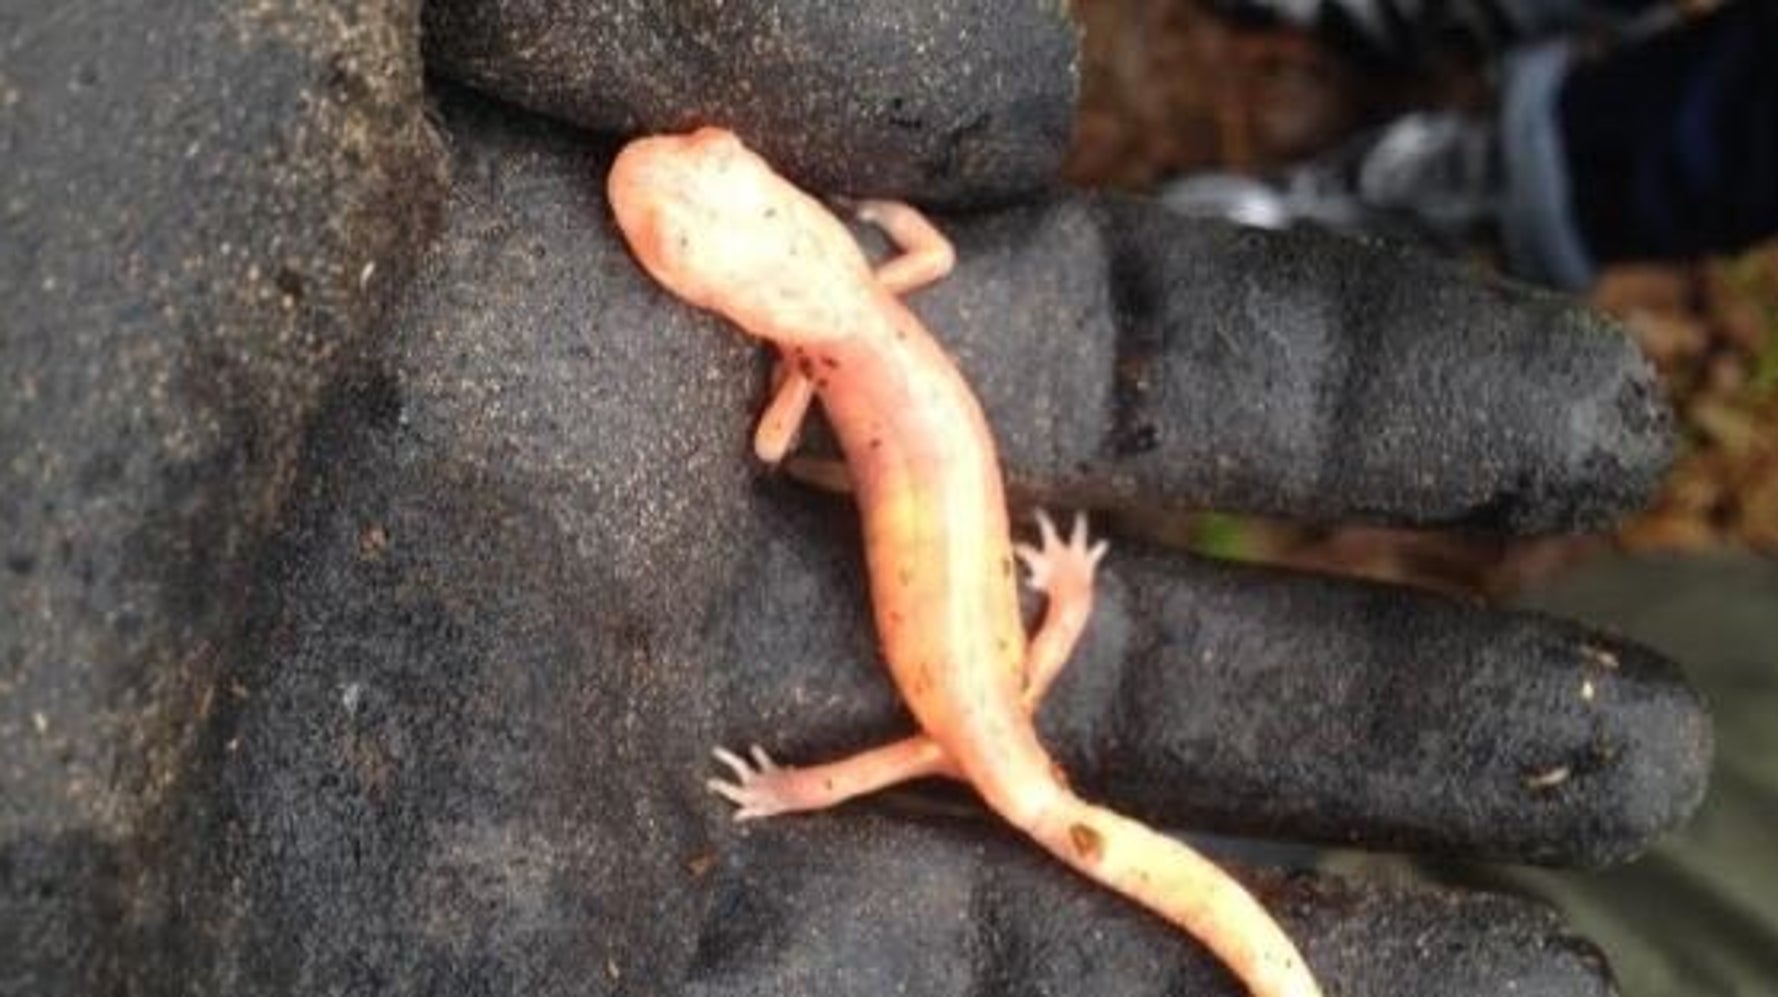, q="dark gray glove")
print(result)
[1,2,1705,996]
